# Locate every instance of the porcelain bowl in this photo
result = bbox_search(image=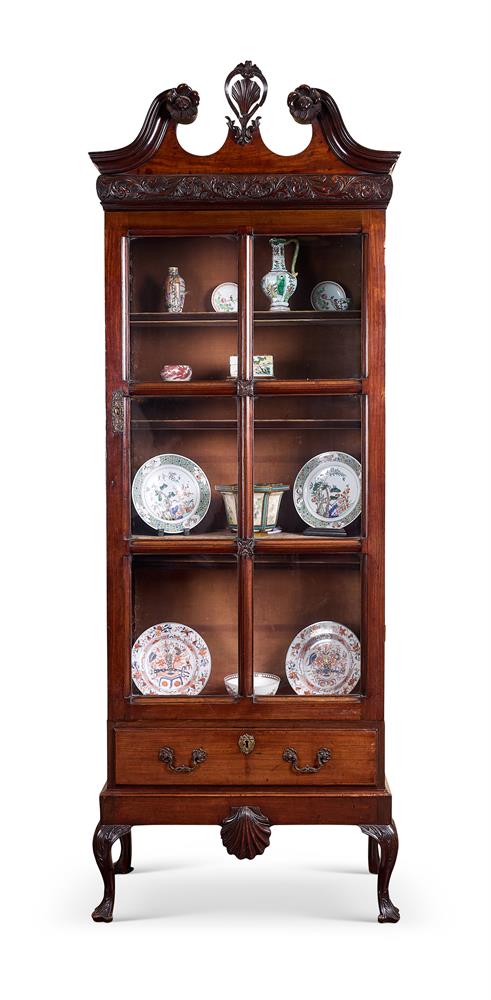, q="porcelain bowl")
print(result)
[224,672,280,697]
